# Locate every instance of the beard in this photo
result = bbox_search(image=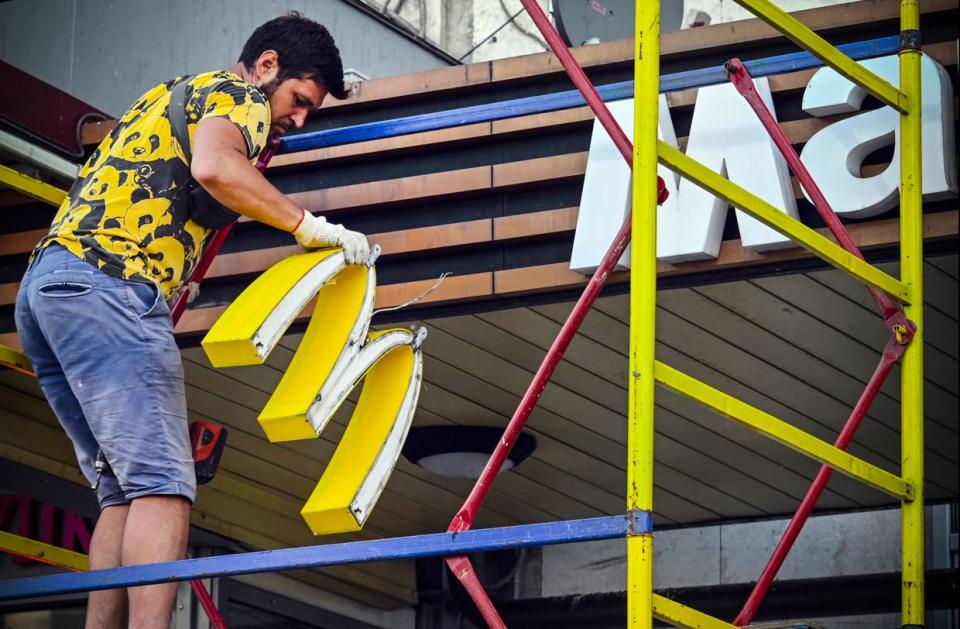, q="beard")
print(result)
[258,77,280,99]
[257,78,284,137]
